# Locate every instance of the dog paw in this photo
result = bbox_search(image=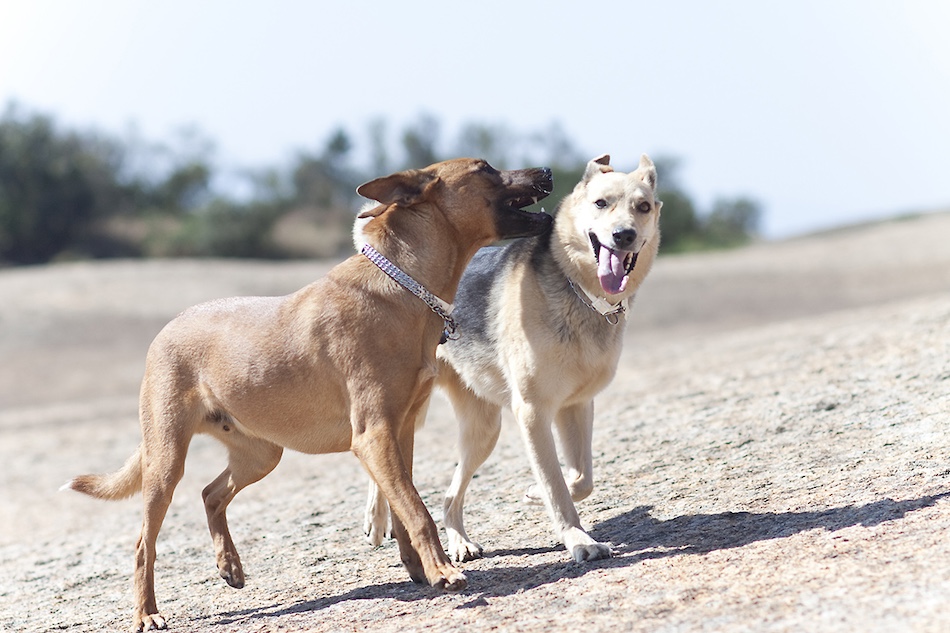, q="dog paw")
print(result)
[564,527,612,562]
[218,555,245,589]
[570,542,612,562]
[135,612,167,631]
[407,567,428,585]
[450,540,484,563]
[364,520,390,547]
[364,509,391,547]
[401,553,428,585]
[434,568,468,592]
[447,530,484,562]
[521,484,544,506]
